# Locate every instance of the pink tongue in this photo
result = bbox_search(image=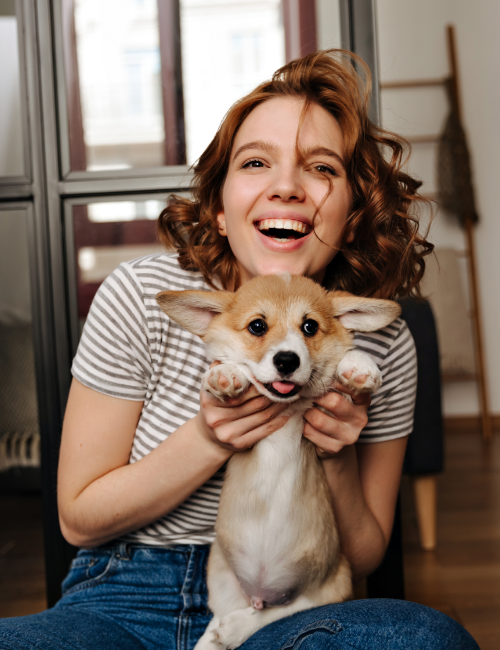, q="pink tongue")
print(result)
[271,381,296,394]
